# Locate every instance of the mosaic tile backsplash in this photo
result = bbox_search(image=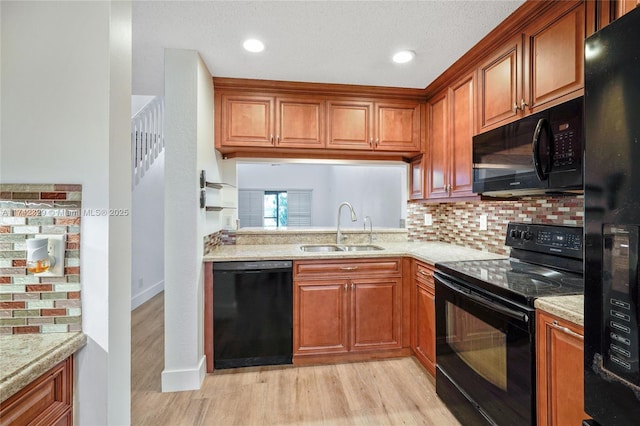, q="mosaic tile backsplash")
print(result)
[407,195,584,255]
[0,184,82,335]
